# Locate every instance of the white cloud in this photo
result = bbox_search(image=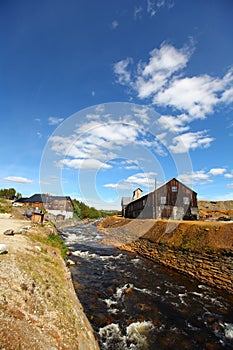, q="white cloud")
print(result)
[103,183,132,190]
[111,20,119,29]
[209,168,226,176]
[147,0,174,16]
[136,43,191,98]
[49,120,153,170]
[147,0,157,16]
[113,58,133,85]
[169,131,214,153]
[114,42,233,120]
[37,132,42,138]
[60,158,111,170]
[104,172,157,191]
[178,171,212,185]
[227,182,233,189]
[158,114,190,133]
[3,176,33,183]
[154,75,222,118]
[131,106,150,124]
[48,117,64,125]
[225,173,233,178]
[125,172,157,188]
[134,6,143,20]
